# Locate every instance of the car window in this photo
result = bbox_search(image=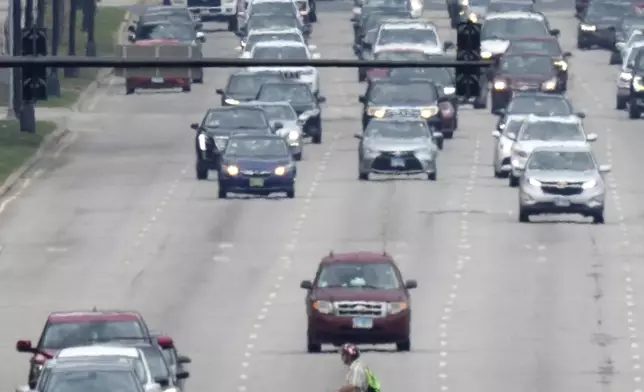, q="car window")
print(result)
[527,150,596,171]
[518,121,584,141]
[43,370,141,392]
[316,263,401,289]
[139,346,171,380]
[41,321,145,349]
[369,82,437,104]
